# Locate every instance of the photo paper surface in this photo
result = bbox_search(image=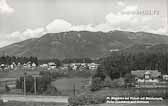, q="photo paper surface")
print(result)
[0,0,168,106]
